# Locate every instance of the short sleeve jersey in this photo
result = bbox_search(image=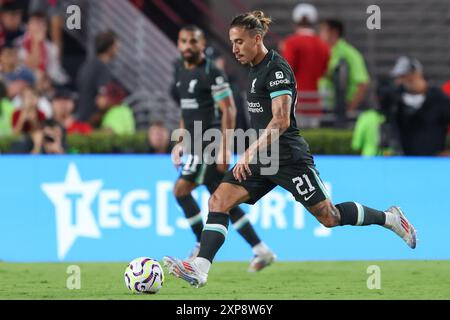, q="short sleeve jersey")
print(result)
[174,58,230,154]
[326,39,370,103]
[247,49,313,165]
